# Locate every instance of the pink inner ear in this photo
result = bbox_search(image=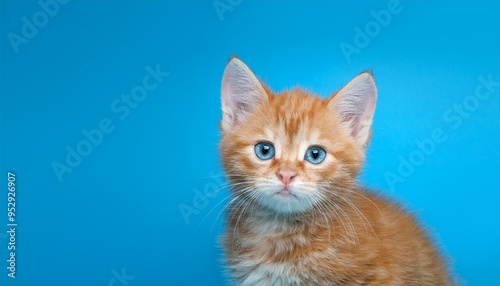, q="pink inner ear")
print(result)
[221,58,268,130]
[231,101,246,126]
[330,72,377,146]
[353,96,375,146]
[222,84,251,126]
